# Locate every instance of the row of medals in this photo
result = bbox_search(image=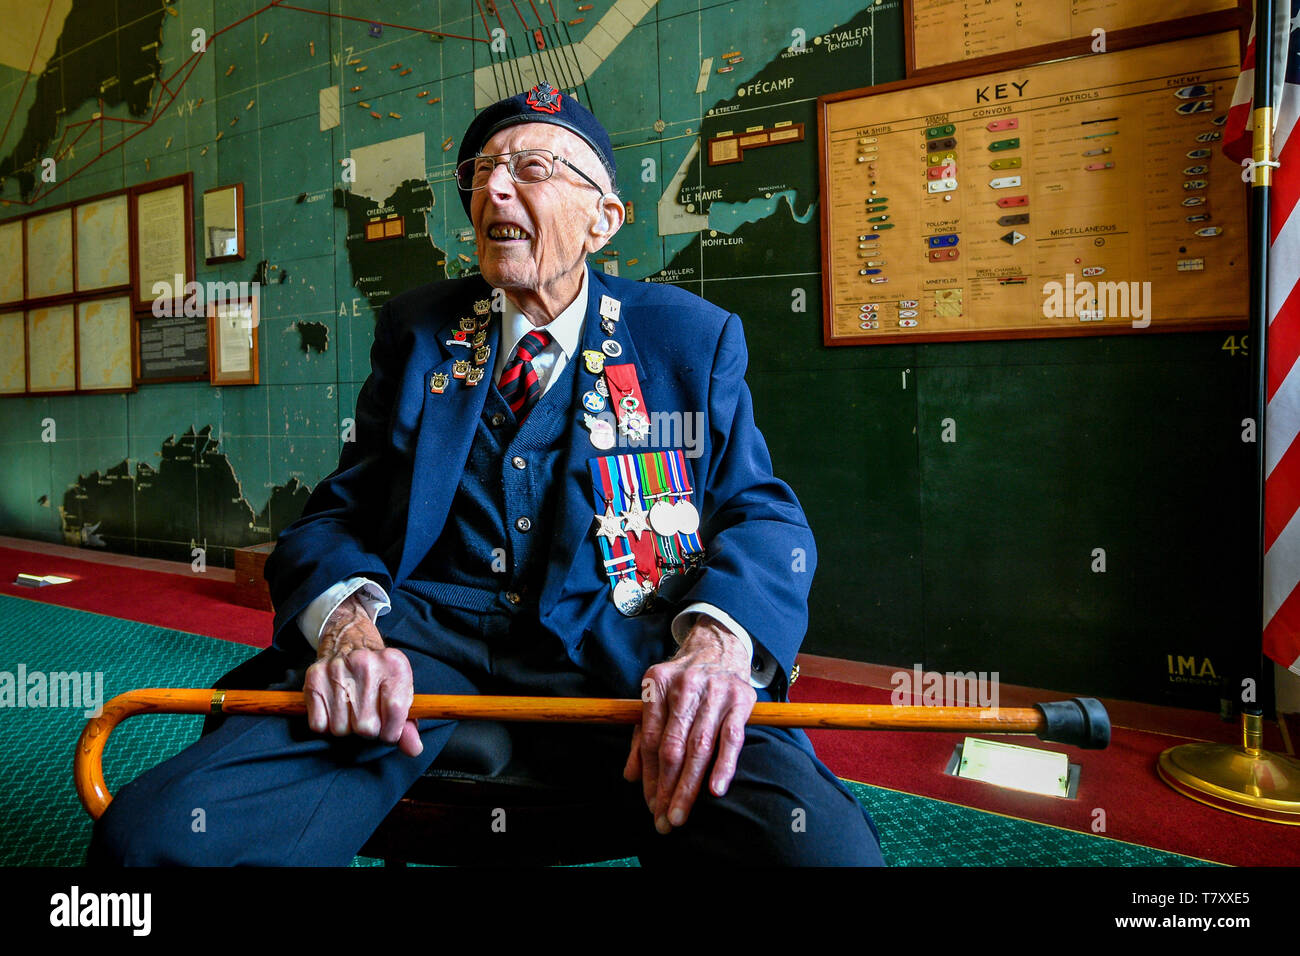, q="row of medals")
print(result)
[579,301,702,616]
